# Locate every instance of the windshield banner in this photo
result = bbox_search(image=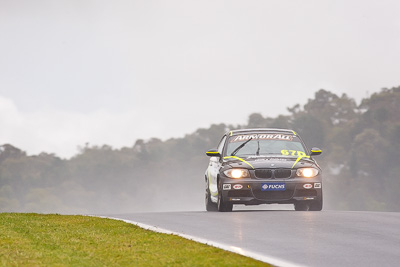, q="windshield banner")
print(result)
[230,134,293,142]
